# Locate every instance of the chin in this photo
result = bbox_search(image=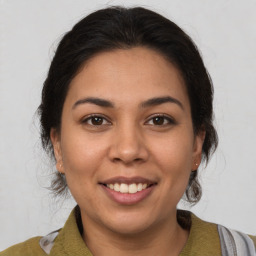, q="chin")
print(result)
[102,211,159,236]
[108,222,151,236]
